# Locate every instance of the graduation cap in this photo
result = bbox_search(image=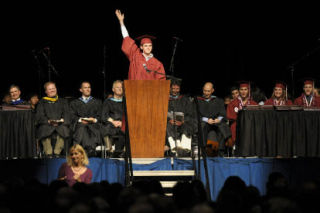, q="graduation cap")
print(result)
[298,77,317,88]
[274,80,287,90]
[135,34,156,45]
[237,80,251,89]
